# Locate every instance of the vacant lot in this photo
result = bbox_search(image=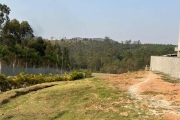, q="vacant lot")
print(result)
[0,71,180,120]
